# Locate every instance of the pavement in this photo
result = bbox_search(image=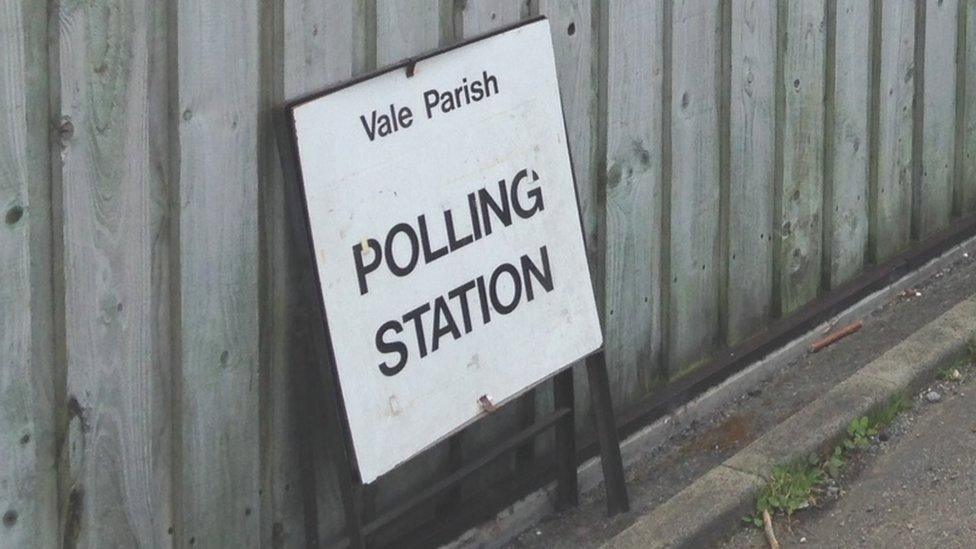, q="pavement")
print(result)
[722,368,976,548]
